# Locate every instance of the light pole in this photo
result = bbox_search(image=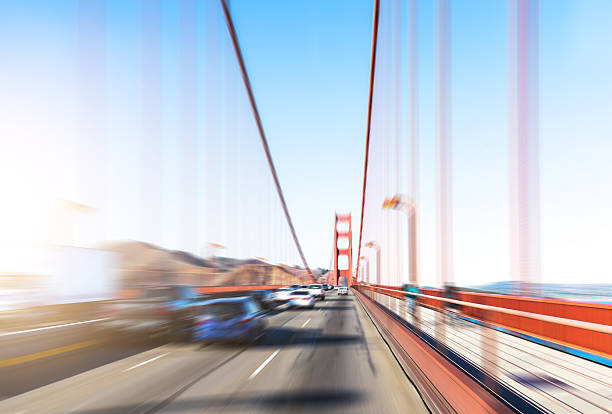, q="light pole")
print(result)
[382,194,418,286]
[208,242,226,270]
[59,199,97,247]
[364,241,381,285]
[359,256,370,284]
